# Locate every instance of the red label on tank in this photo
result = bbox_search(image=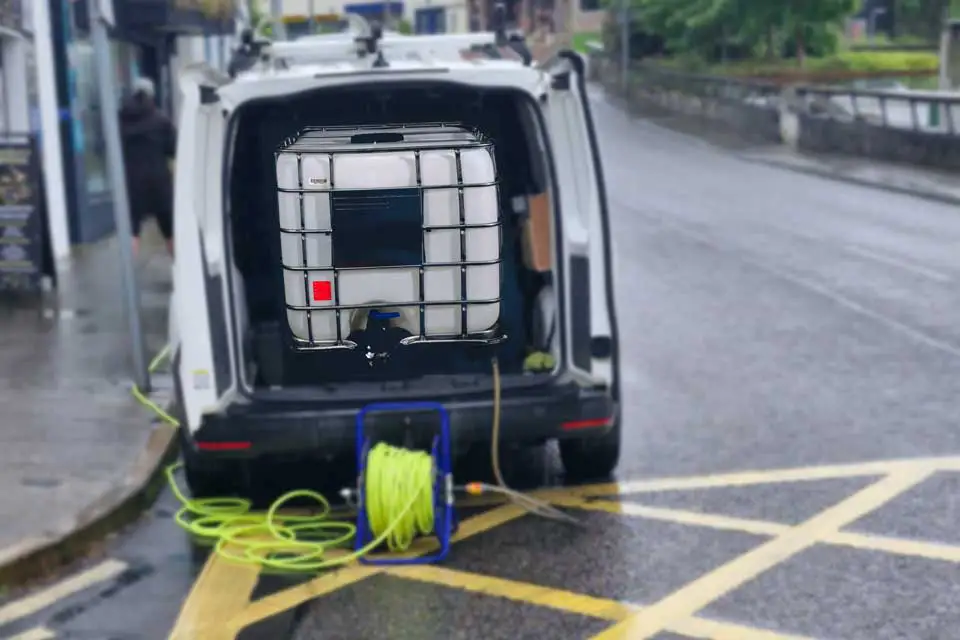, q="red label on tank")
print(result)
[312,280,332,302]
